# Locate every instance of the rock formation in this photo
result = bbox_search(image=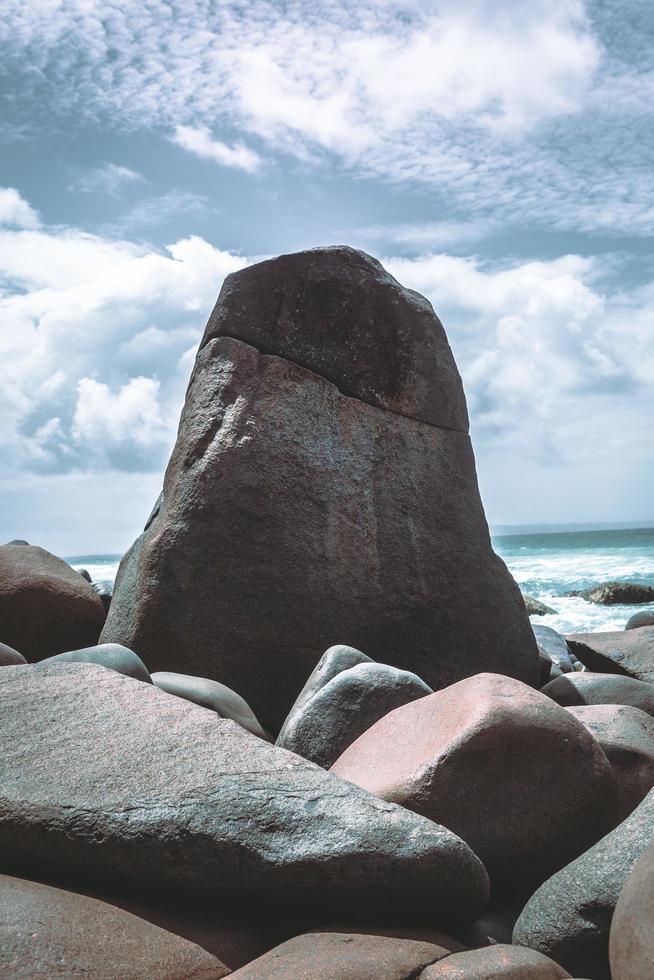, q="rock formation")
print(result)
[101,247,537,731]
